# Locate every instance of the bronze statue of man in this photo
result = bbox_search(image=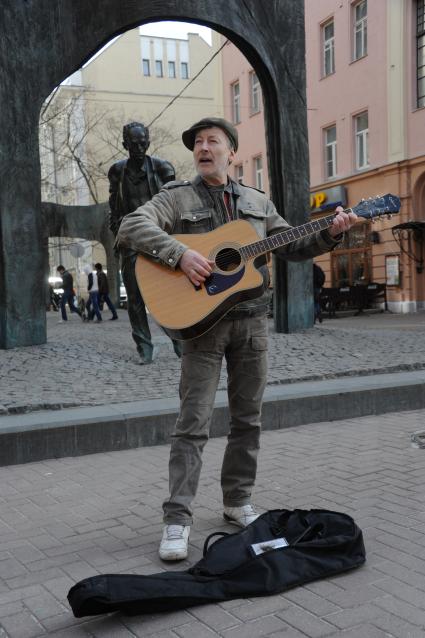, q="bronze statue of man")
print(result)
[108,121,181,363]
